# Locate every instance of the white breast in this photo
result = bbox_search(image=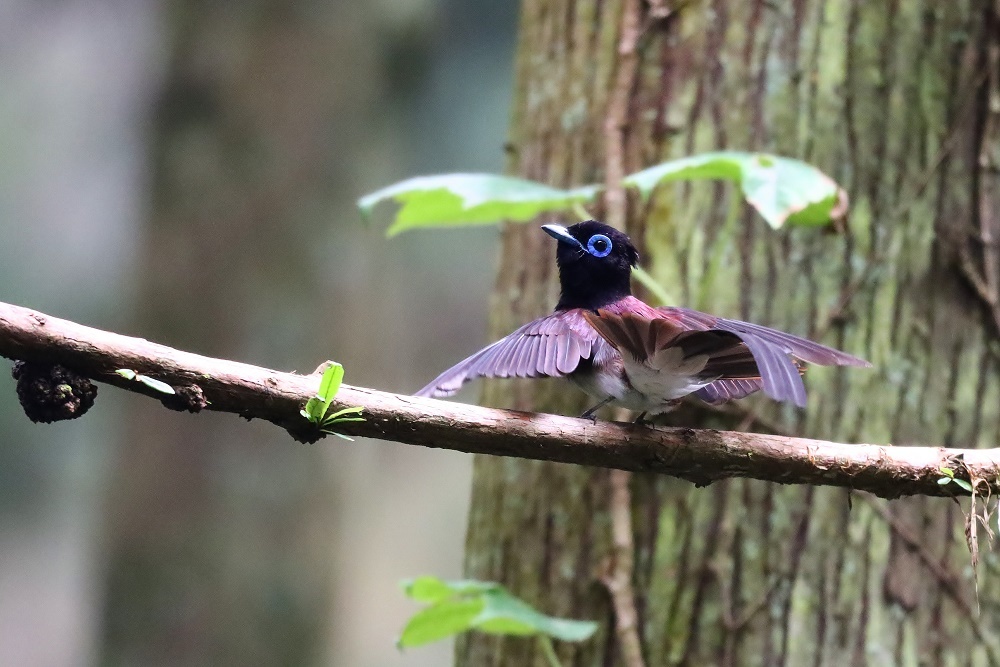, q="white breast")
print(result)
[569,355,711,415]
